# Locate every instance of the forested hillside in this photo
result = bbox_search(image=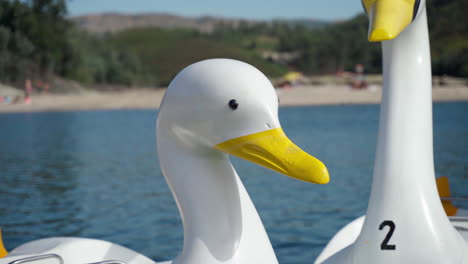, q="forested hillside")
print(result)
[108,27,287,85]
[0,0,466,89]
[273,0,468,76]
[0,0,149,86]
[428,0,468,77]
